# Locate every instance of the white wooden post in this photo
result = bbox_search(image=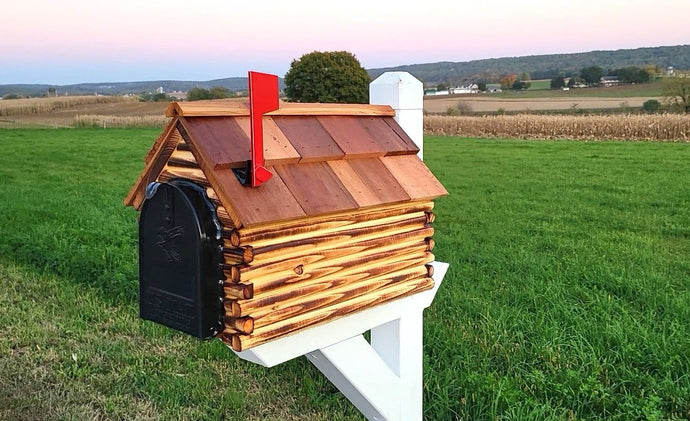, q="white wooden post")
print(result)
[232,73,445,420]
[369,72,424,160]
